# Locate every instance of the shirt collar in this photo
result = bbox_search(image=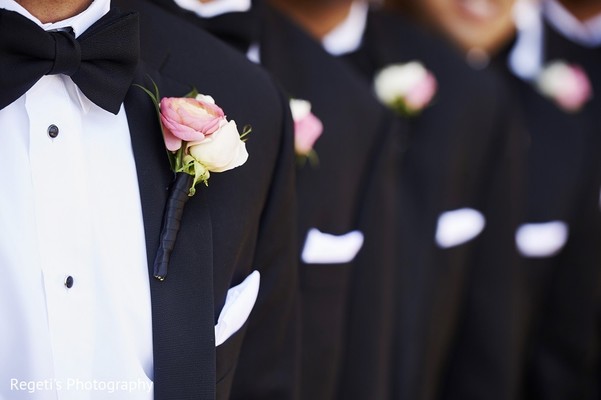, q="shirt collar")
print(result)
[509,0,544,80]
[322,1,368,56]
[543,0,601,47]
[171,0,251,18]
[0,0,110,38]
